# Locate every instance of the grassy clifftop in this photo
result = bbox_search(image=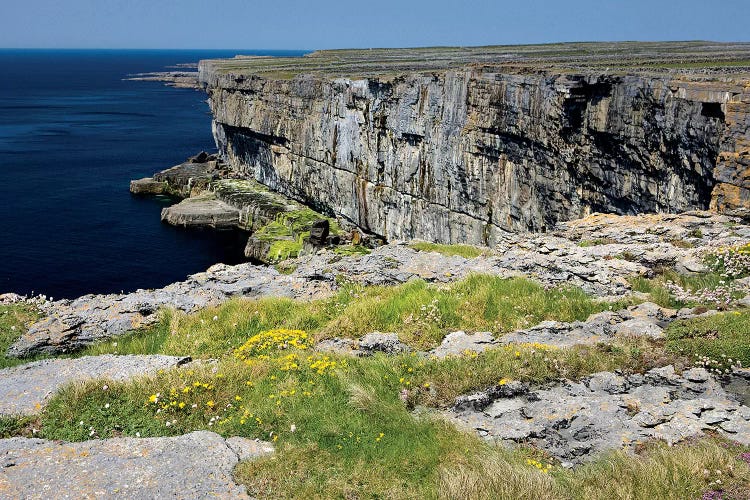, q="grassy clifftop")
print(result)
[201,41,750,79]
